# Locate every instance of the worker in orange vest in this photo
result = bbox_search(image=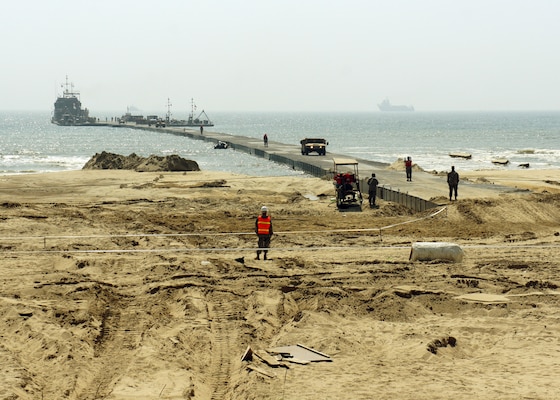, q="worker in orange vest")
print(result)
[255,206,273,260]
